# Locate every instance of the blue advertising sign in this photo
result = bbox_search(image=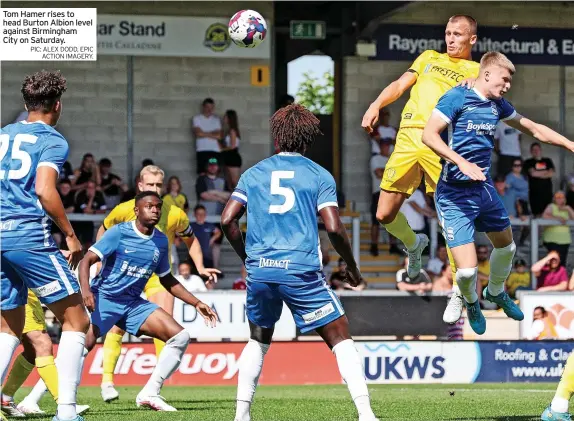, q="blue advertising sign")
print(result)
[373,24,574,65]
[476,341,574,383]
